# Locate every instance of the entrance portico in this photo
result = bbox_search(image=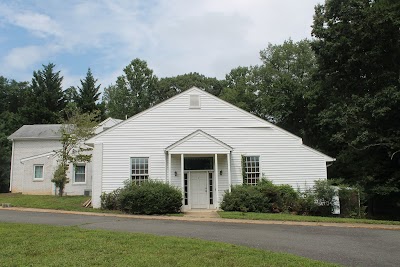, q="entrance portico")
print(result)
[165,130,233,210]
